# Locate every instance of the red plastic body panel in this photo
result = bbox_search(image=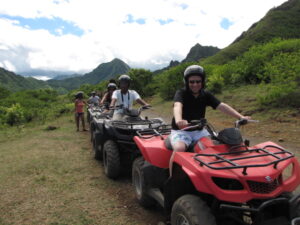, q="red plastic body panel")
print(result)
[134,135,300,203]
[134,135,172,168]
